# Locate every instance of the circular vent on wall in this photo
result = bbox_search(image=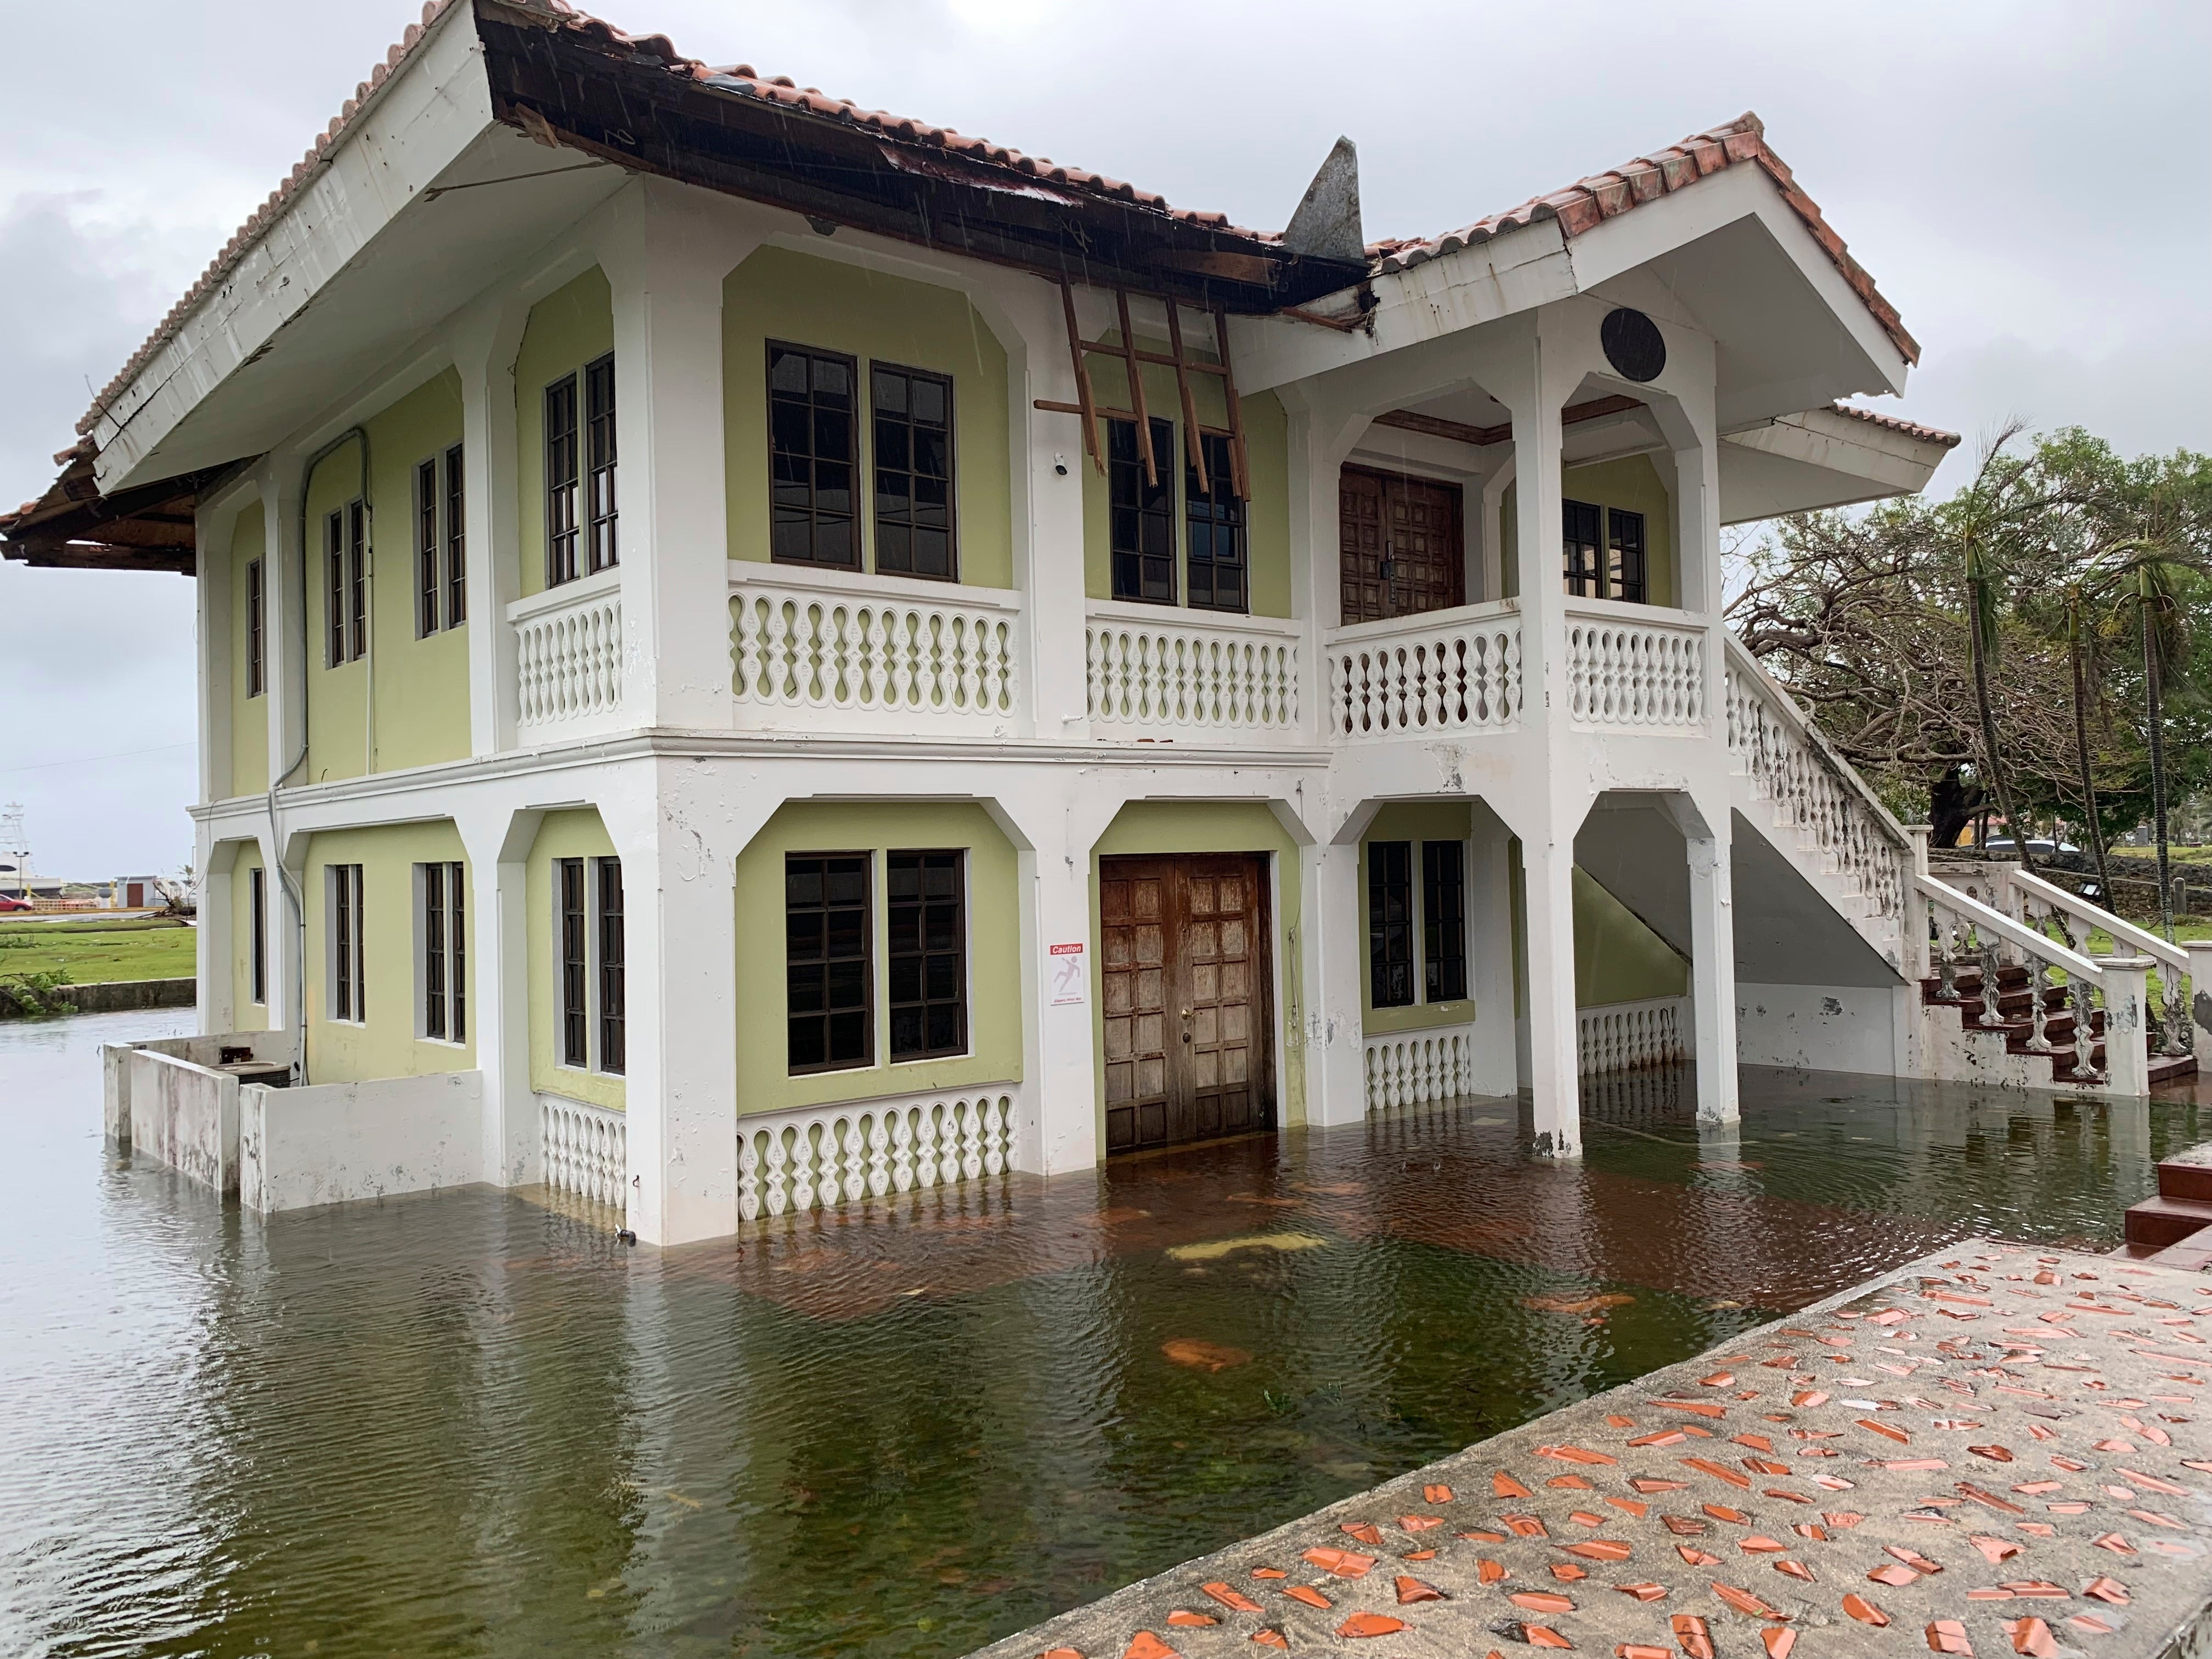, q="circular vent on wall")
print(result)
[1600,308,1666,383]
